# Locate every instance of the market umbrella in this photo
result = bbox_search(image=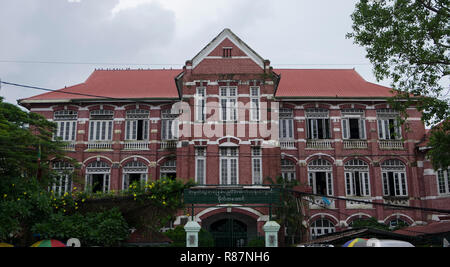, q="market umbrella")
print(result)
[342,238,368,247]
[0,243,14,247]
[31,240,66,247]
